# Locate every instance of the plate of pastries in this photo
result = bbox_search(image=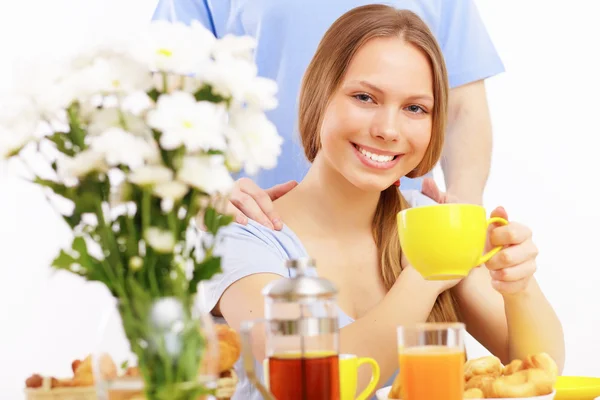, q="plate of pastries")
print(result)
[24,324,242,400]
[377,352,559,400]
